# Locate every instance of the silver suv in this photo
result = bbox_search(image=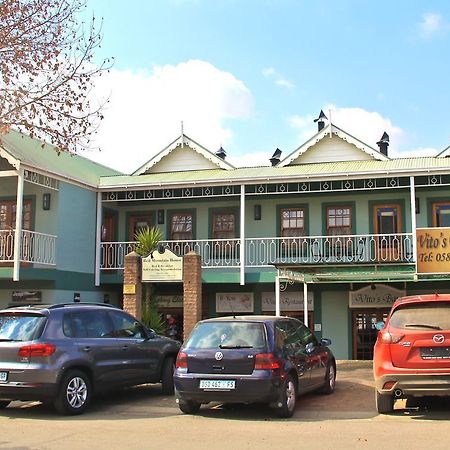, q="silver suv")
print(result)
[0,303,180,415]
